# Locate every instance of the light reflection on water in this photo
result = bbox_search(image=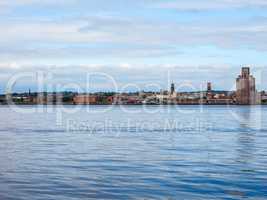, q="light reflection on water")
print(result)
[0,105,266,200]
